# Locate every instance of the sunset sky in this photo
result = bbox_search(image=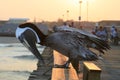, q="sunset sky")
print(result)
[0,0,120,22]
